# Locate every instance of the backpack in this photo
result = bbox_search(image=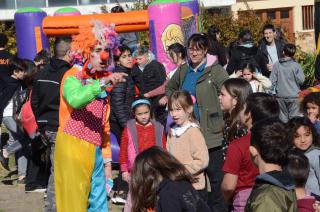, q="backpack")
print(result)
[21,90,38,139]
